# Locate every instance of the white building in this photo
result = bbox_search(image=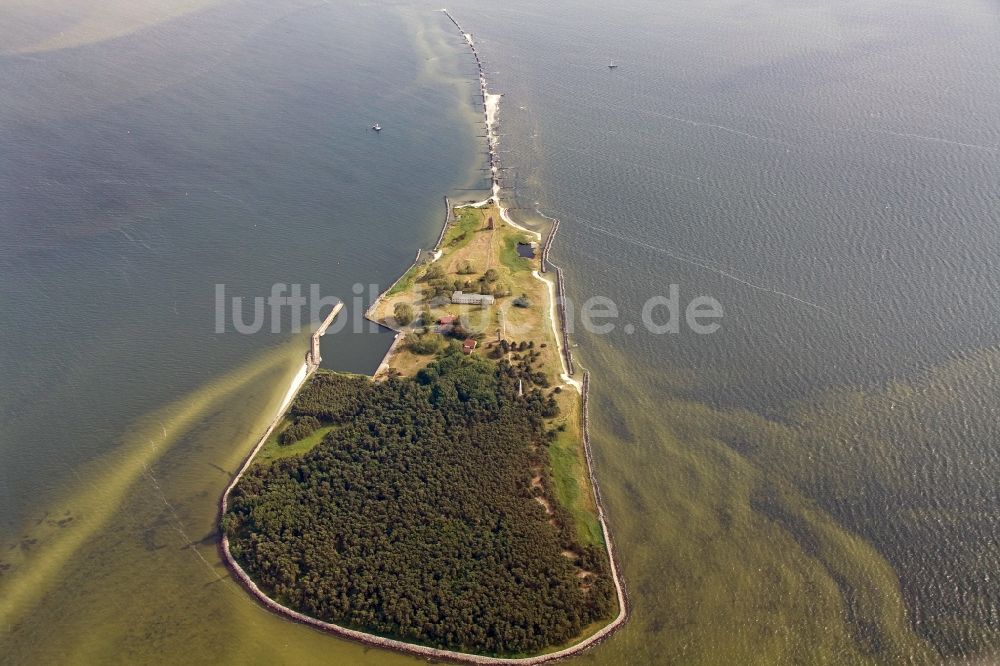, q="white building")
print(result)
[451,290,495,306]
